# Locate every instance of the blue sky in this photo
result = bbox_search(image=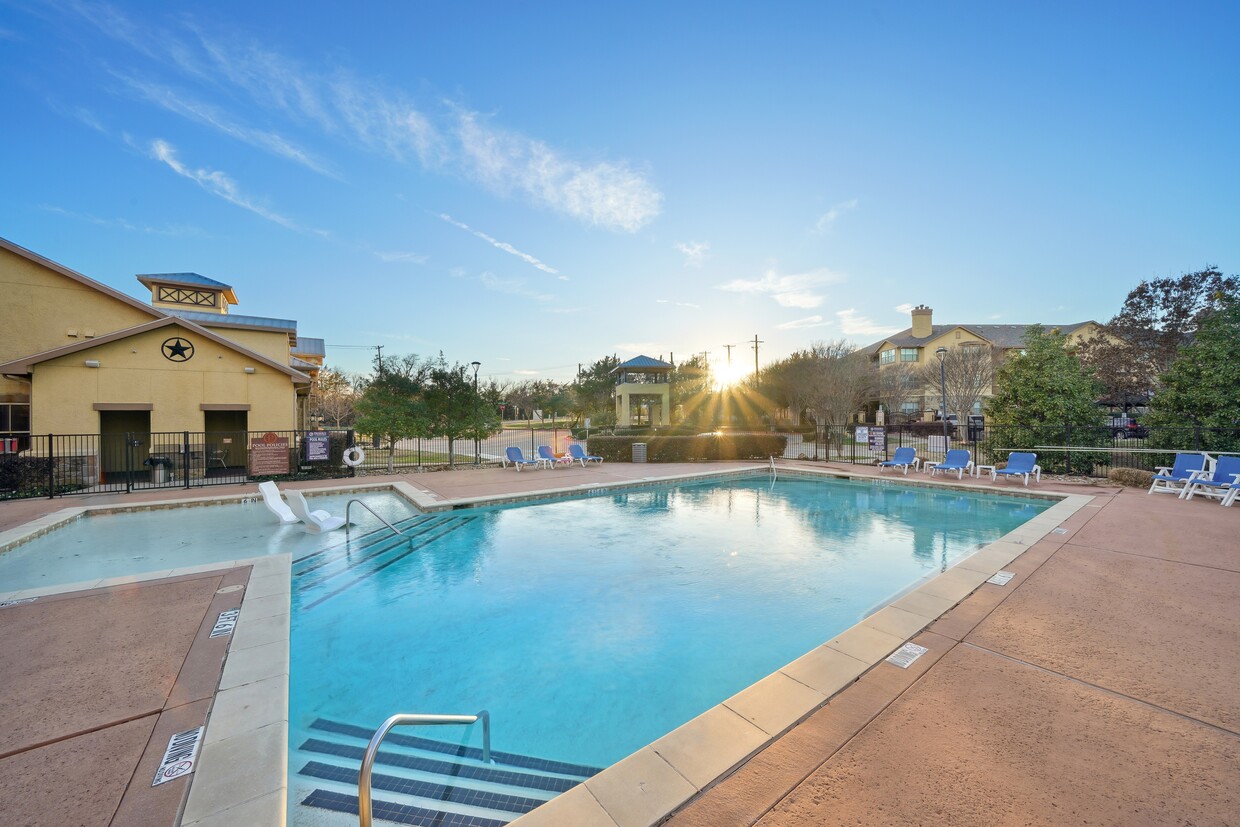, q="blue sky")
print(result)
[2,1,1237,383]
